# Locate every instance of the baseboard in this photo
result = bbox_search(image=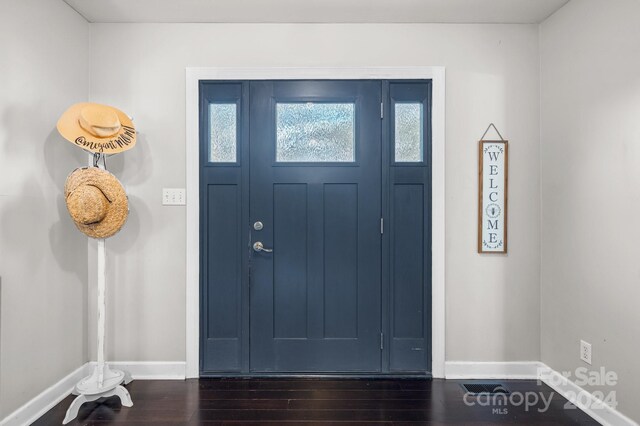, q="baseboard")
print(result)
[89,361,187,380]
[0,363,92,426]
[0,361,185,426]
[445,361,543,379]
[538,365,638,426]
